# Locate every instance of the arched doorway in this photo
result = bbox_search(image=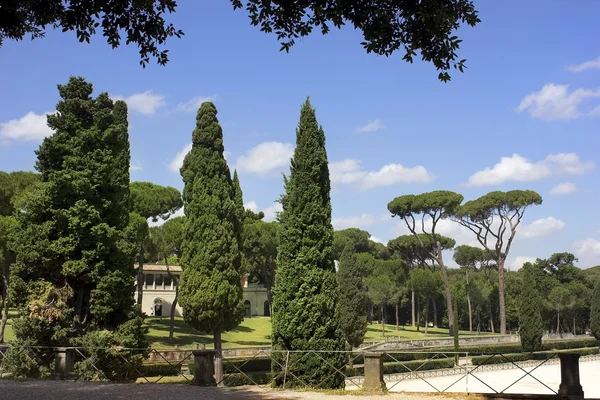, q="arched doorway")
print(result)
[244,300,252,317]
[154,298,163,317]
[264,300,270,317]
